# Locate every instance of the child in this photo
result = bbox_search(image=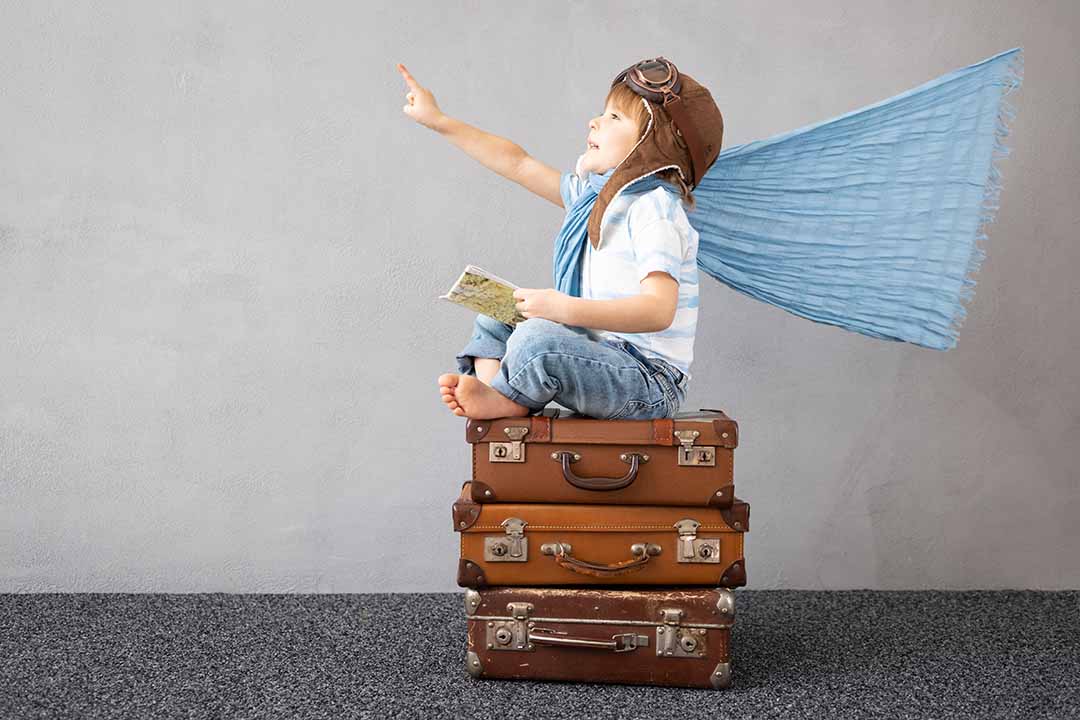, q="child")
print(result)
[397,58,724,421]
